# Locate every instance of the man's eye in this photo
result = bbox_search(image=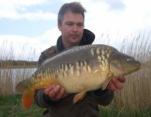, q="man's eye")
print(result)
[66,23,73,26]
[77,23,83,27]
